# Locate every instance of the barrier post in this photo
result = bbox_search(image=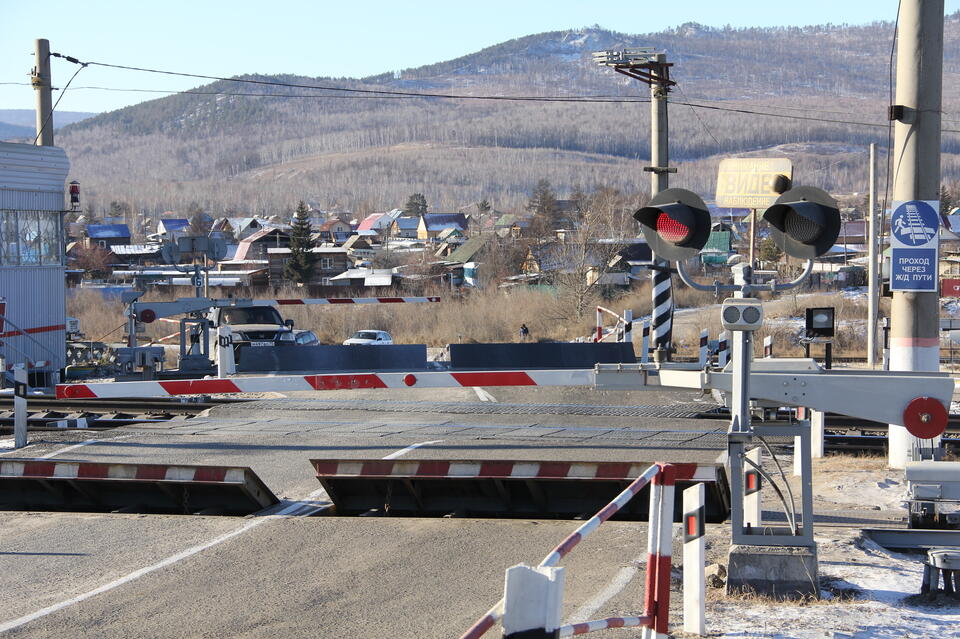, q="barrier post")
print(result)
[743,447,762,529]
[624,309,634,344]
[717,331,729,368]
[14,364,28,449]
[810,409,824,458]
[501,564,565,639]
[643,464,676,639]
[763,335,773,358]
[699,329,708,368]
[682,483,706,636]
[217,326,235,377]
[641,320,650,364]
[595,307,603,342]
